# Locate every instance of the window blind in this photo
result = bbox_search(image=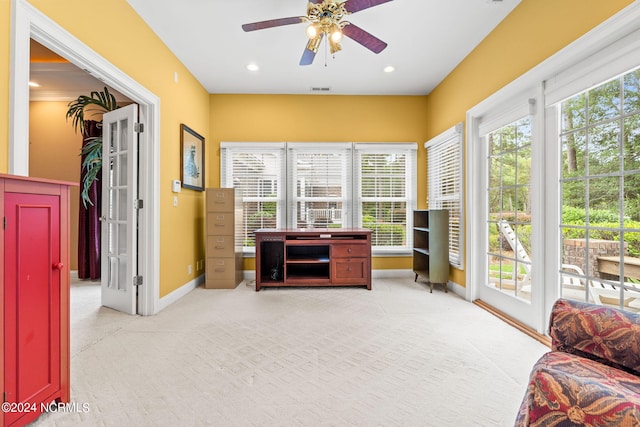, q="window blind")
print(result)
[426,124,463,267]
[355,143,417,252]
[220,143,286,251]
[287,143,351,229]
